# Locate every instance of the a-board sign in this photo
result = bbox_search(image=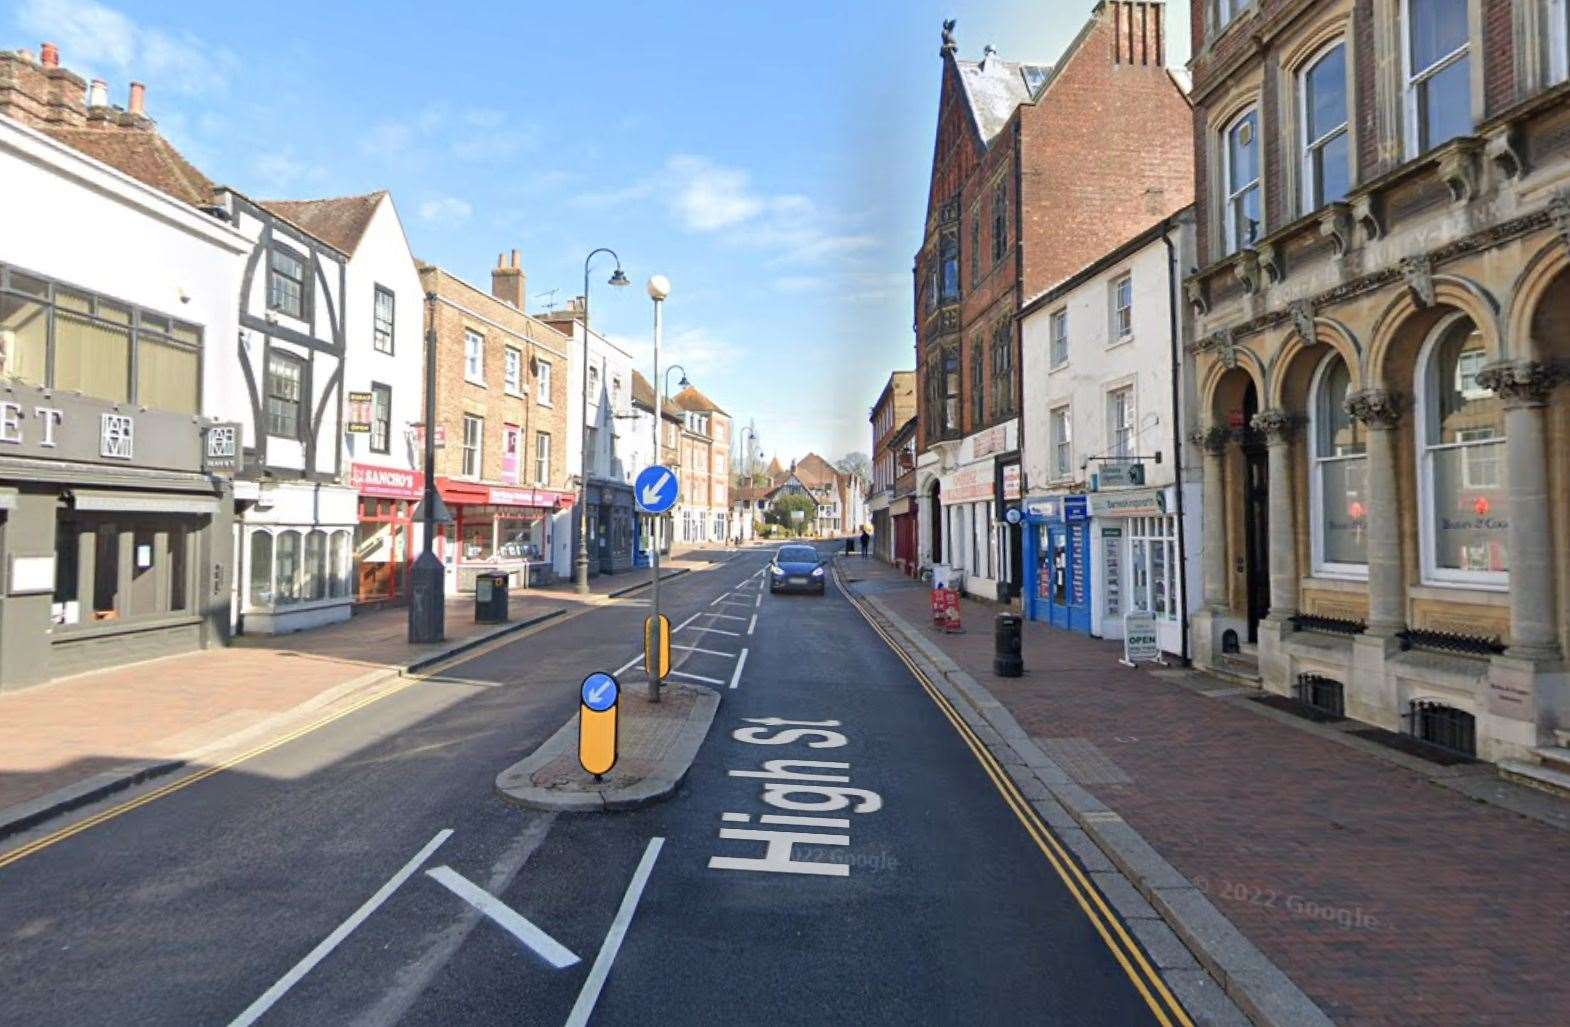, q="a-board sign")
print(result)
[1120,610,1162,667]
